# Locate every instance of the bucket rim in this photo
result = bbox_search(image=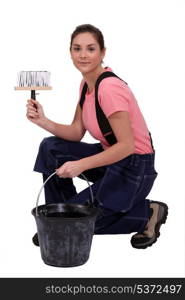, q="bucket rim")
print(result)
[31,204,98,220]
